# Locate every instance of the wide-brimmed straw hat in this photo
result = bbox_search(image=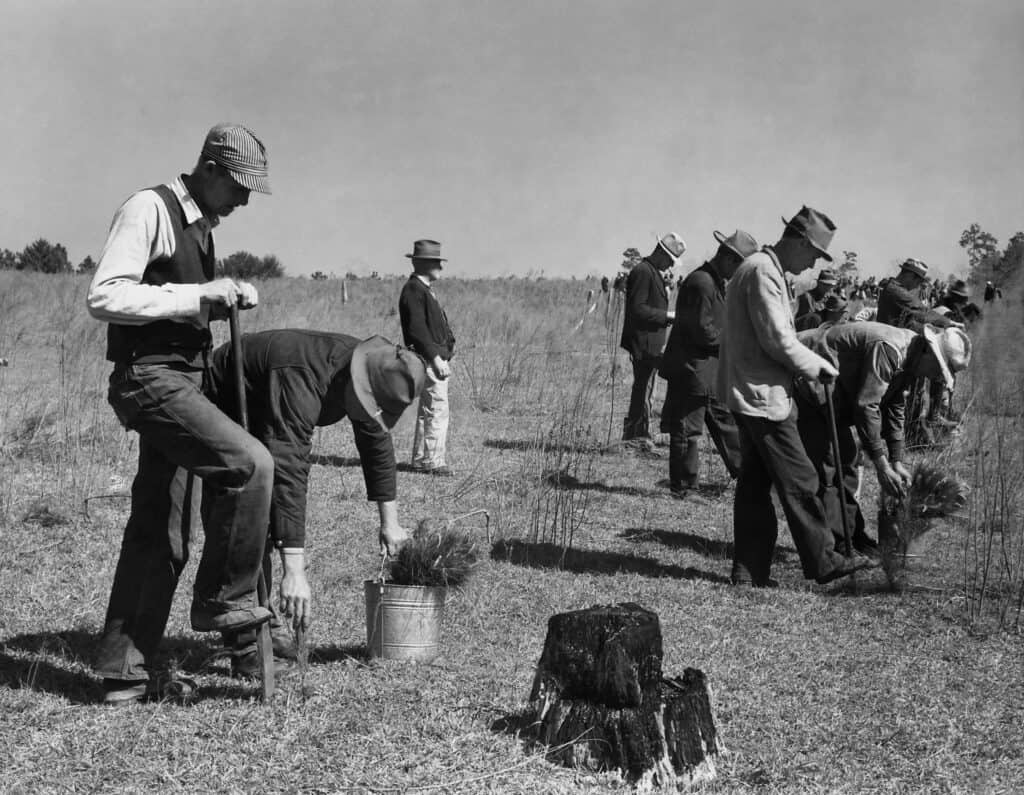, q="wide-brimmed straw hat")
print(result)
[201,123,270,194]
[657,233,686,259]
[782,206,836,262]
[713,229,759,259]
[350,336,426,431]
[405,239,447,262]
[921,324,972,389]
